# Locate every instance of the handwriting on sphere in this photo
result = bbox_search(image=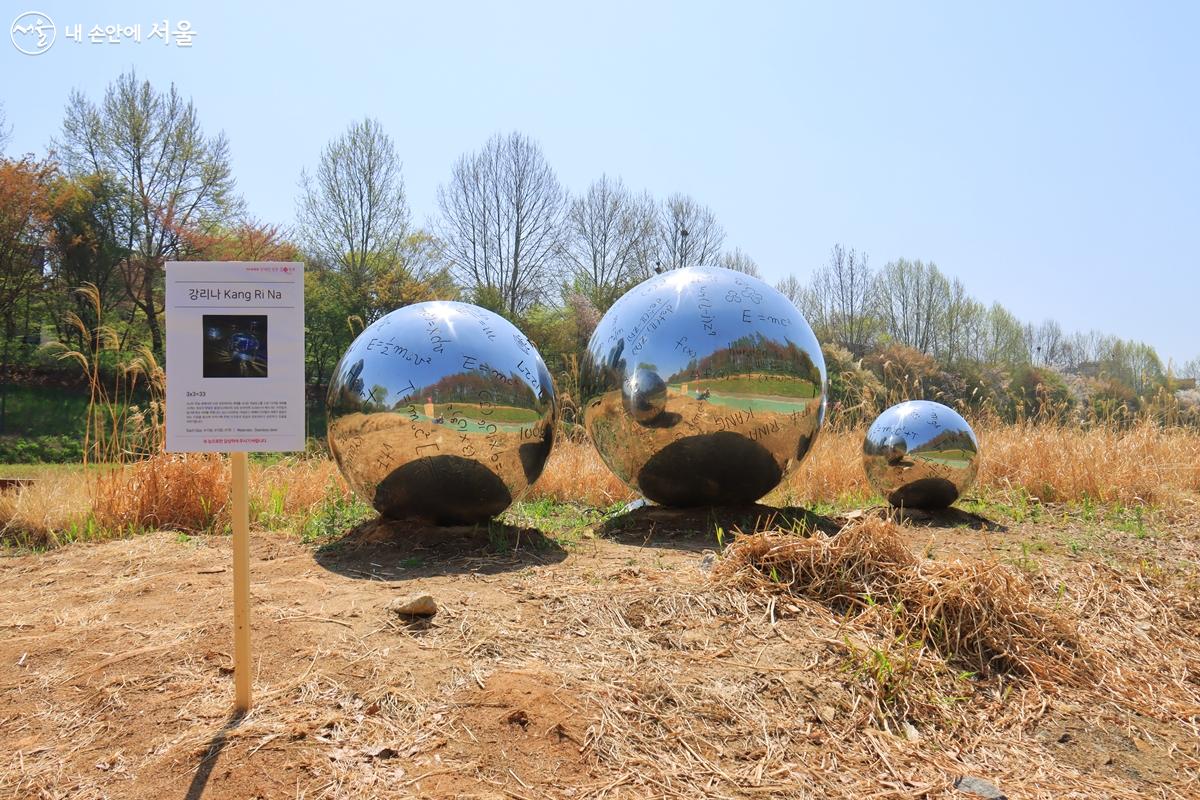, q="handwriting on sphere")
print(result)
[580,266,827,506]
[326,302,557,524]
[862,400,979,510]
